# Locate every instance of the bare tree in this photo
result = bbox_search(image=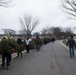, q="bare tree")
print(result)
[49,27,55,35]
[65,27,74,37]
[41,28,47,36]
[19,15,40,35]
[0,0,12,7]
[53,27,62,38]
[60,0,76,19]
[33,32,40,36]
[41,26,52,37]
[2,28,16,34]
[19,29,26,35]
